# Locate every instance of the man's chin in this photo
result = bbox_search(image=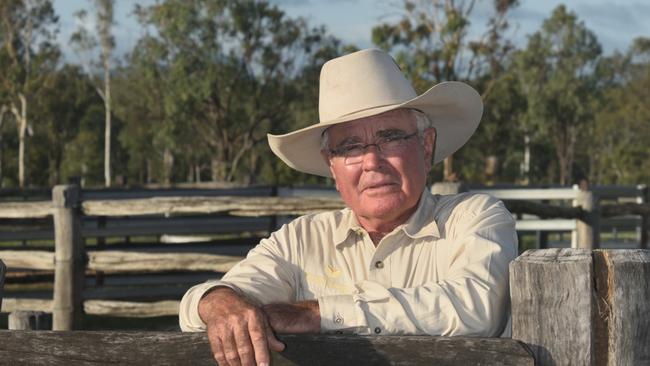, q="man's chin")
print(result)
[359,198,407,219]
